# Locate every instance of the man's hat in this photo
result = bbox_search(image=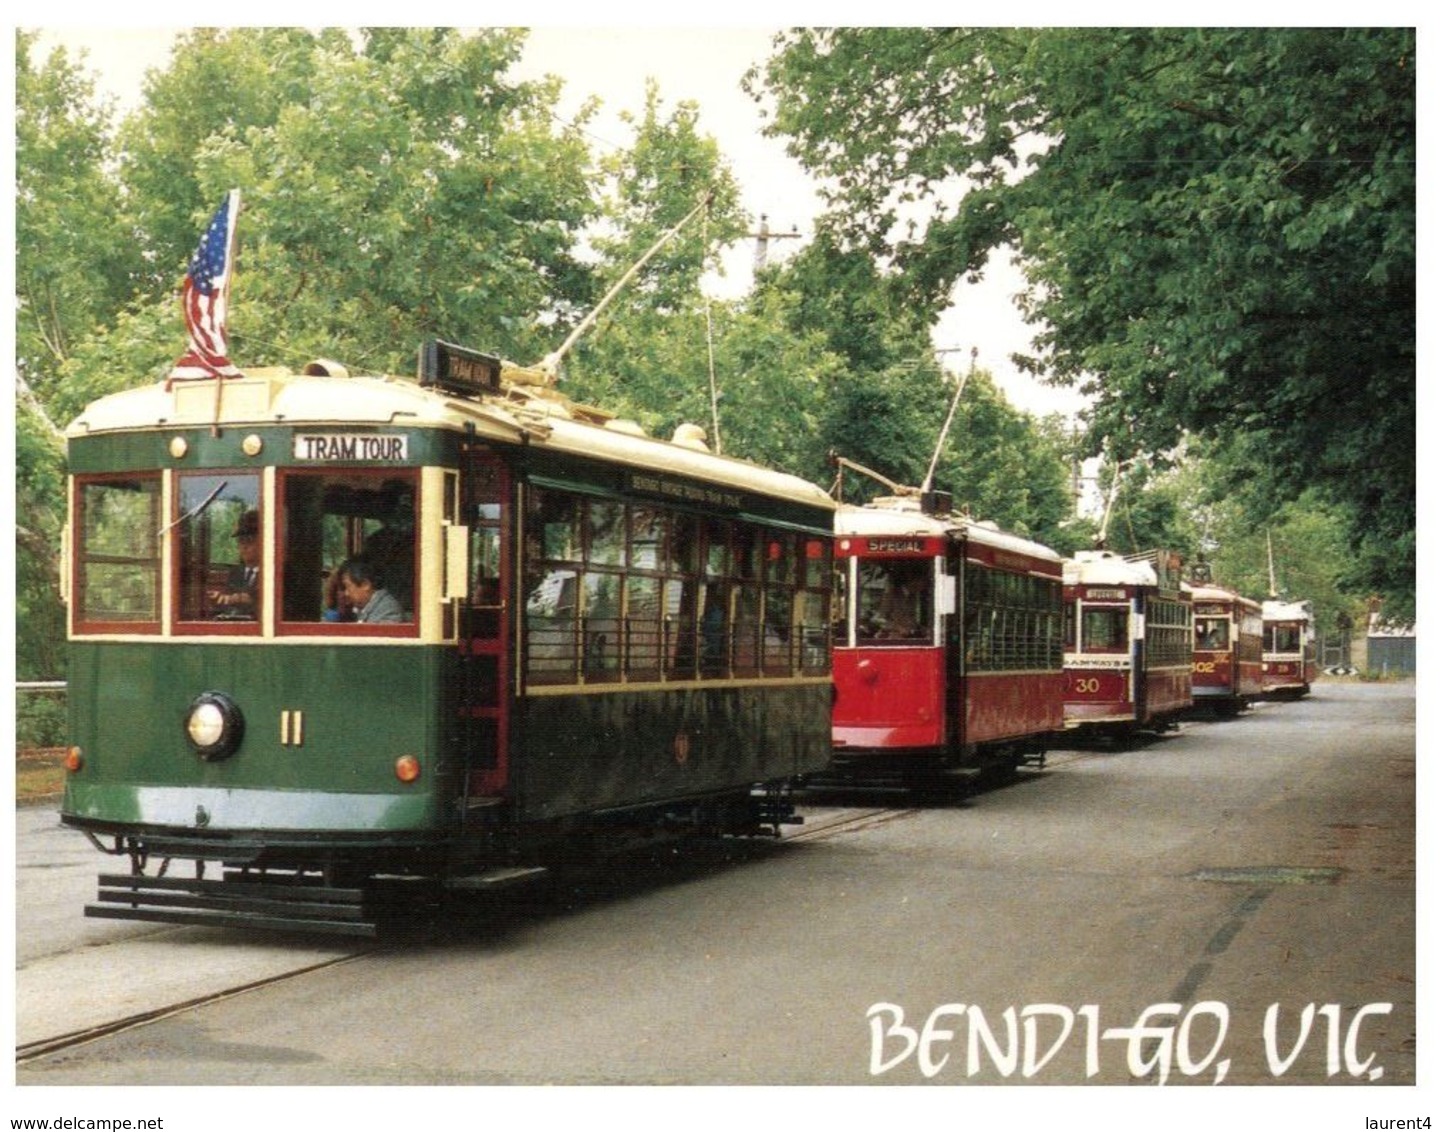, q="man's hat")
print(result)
[234,510,260,538]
